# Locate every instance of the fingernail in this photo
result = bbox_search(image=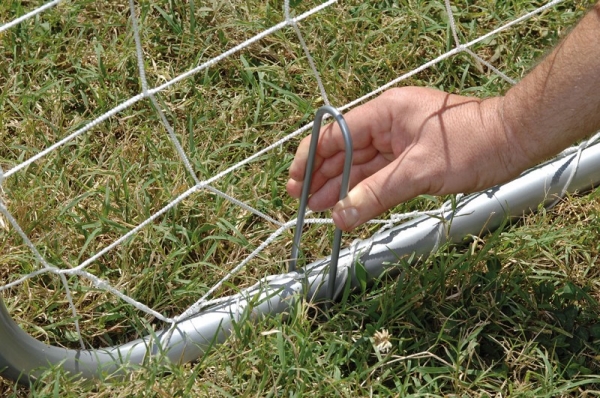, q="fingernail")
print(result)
[338,206,359,230]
